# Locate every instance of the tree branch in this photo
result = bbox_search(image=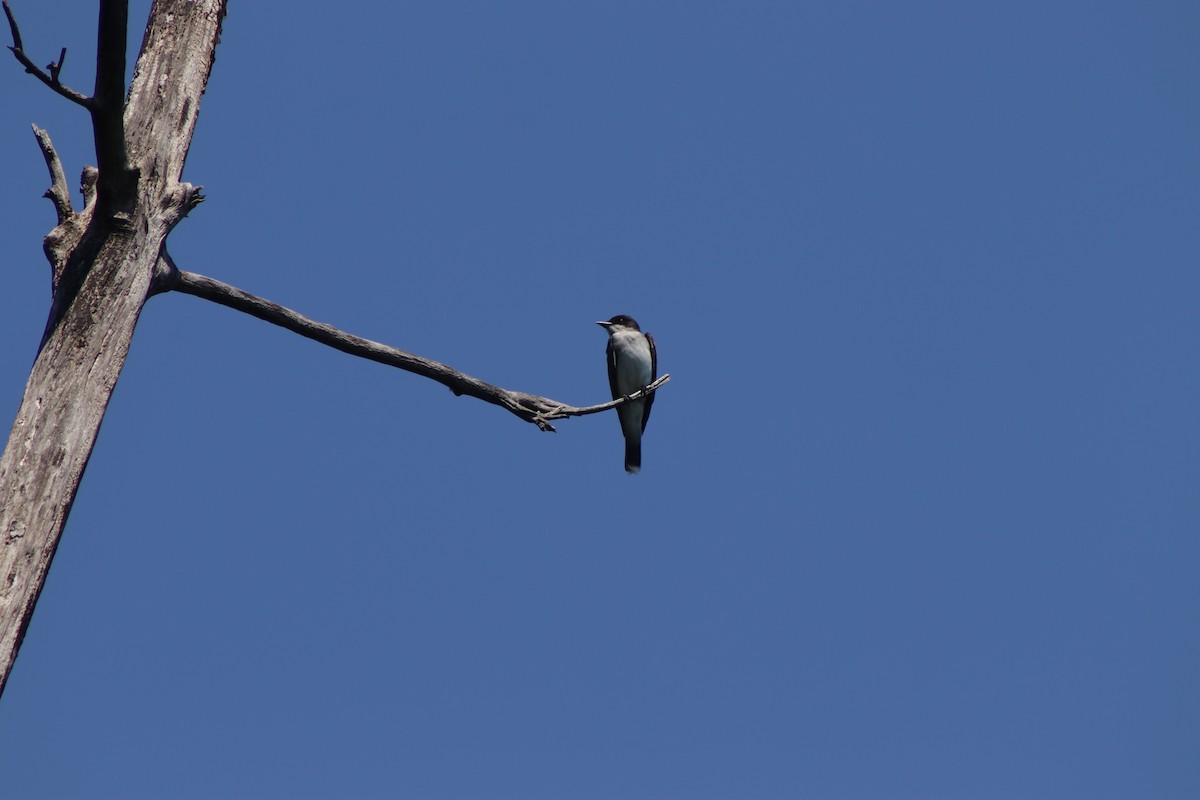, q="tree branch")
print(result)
[31,125,73,223]
[165,269,669,432]
[555,374,672,418]
[32,126,91,293]
[2,0,95,109]
[93,0,126,109]
[91,0,133,213]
